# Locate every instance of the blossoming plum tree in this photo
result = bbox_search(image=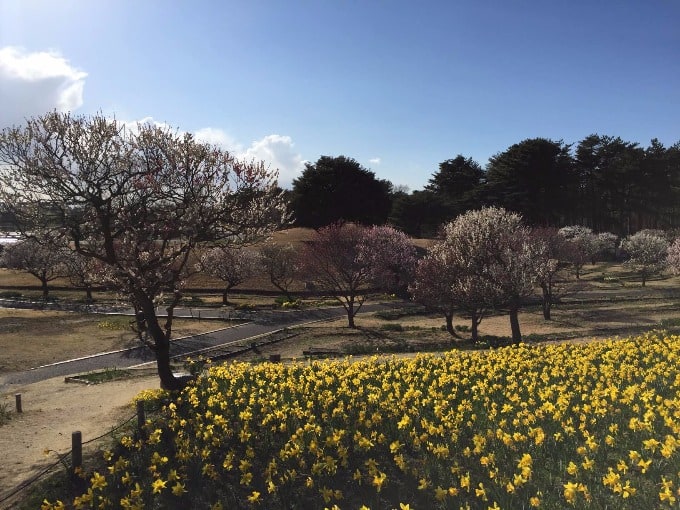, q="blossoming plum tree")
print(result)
[196,246,261,304]
[300,223,416,328]
[410,243,491,341]
[0,112,287,390]
[1,236,68,300]
[258,242,298,301]
[439,207,549,344]
[621,230,669,286]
